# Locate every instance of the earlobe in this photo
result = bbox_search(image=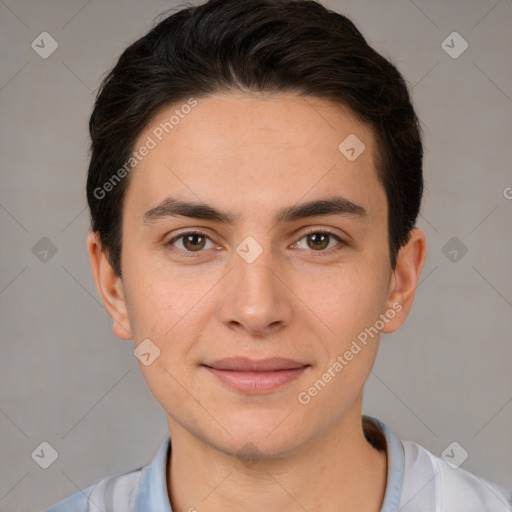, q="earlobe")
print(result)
[381,228,427,334]
[87,232,133,340]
